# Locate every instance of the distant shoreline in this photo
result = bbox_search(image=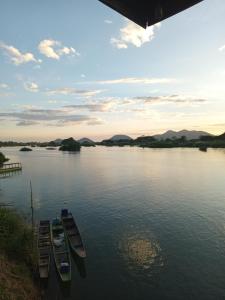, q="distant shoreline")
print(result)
[1,130,225,149]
